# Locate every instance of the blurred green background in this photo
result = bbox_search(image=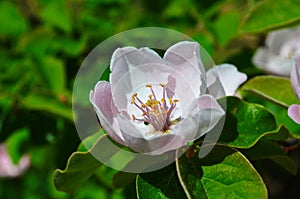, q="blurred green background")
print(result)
[0,0,299,198]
